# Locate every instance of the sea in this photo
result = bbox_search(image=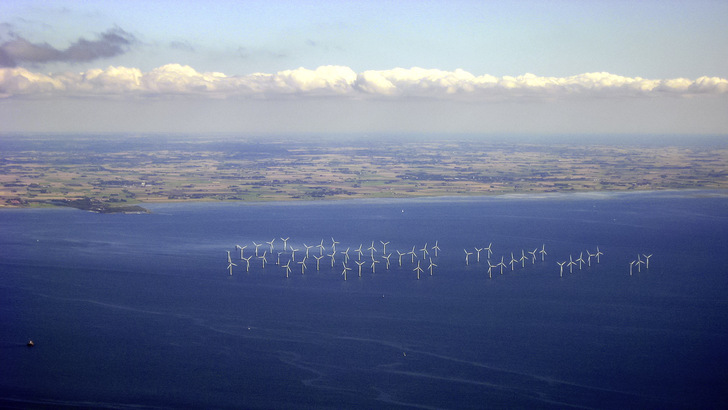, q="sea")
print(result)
[1,190,727,409]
